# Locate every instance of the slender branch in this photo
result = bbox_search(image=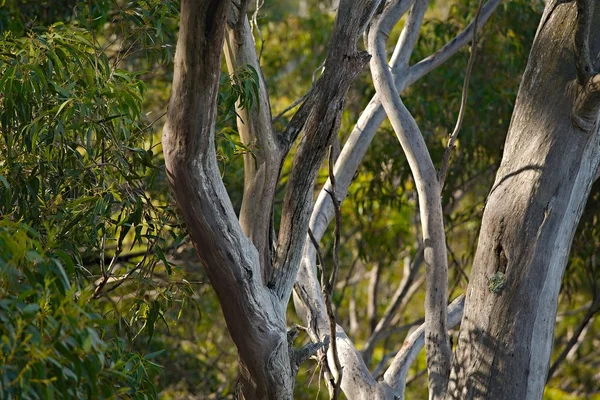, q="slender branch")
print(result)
[327,146,343,399]
[273,61,325,122]
[272,0,381,303]
[437,0,484,189]
[362,249,424,364]
[389,0,426,69]
[293,1,502,397]
[335,256,360,307]
[294,254,383,398]
[547,296,600,380]
[383,295,465,399]
[406,0,502,86]
[250,0,266,62]
[272,89,312,122]
[223,9,283,281]
[368,1,452,396]
[307,228,342,400]
[367,262,382,333]
[307,0,502,246]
